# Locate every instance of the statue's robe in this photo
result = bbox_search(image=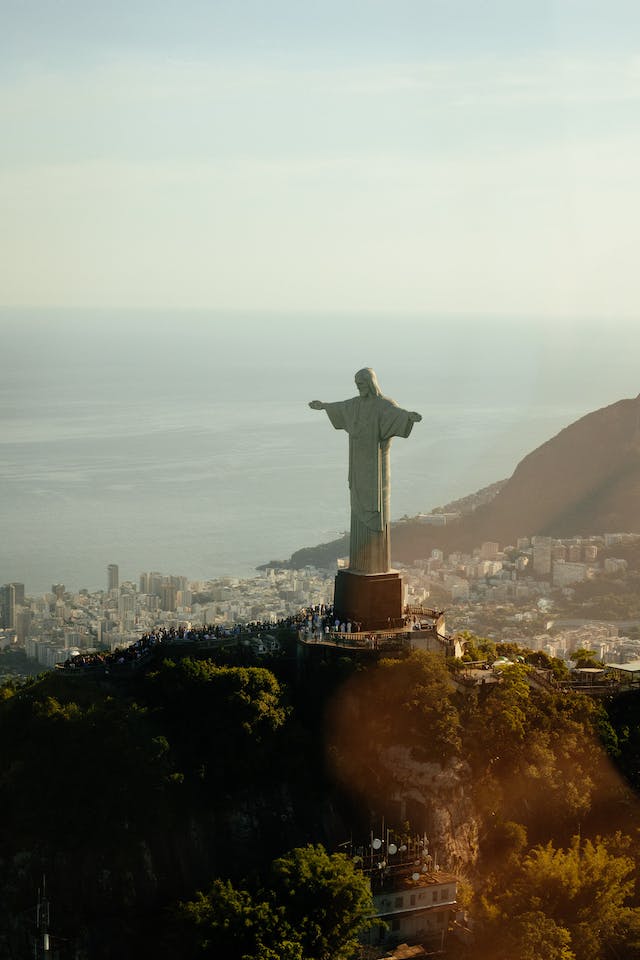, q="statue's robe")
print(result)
[324,396,416,574]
